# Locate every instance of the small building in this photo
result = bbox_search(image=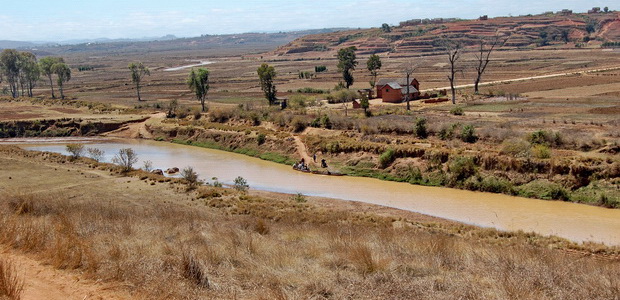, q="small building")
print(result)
[479,15,488,21]
[357,88,374,99]
[588,7,601,14]
[375,78,420,103]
